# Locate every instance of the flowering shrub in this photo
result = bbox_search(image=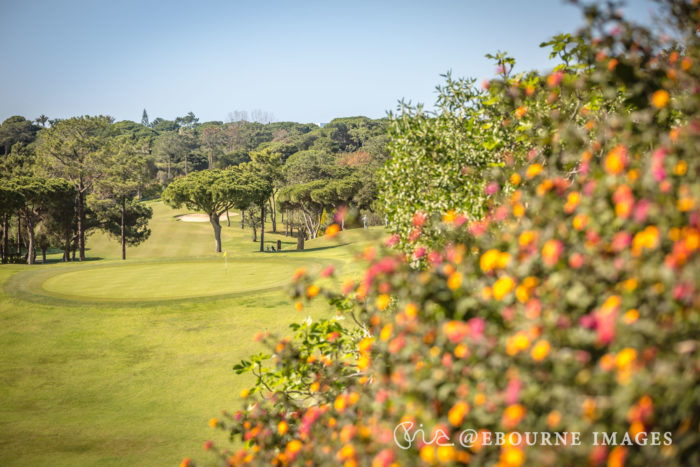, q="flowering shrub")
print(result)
[188,2,700,466]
